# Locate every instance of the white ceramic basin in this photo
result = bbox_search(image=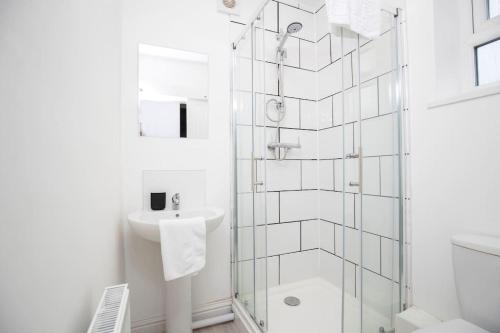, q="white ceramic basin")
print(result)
[127,207,224,243]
